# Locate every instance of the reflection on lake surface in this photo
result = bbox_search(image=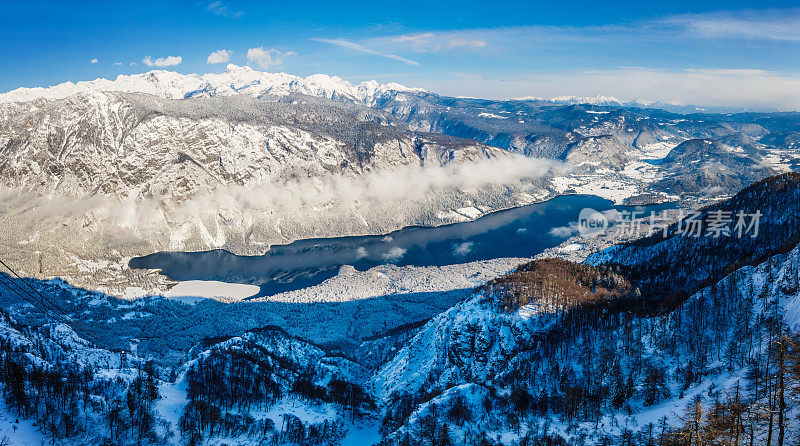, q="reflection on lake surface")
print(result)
[129,195,674,297]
